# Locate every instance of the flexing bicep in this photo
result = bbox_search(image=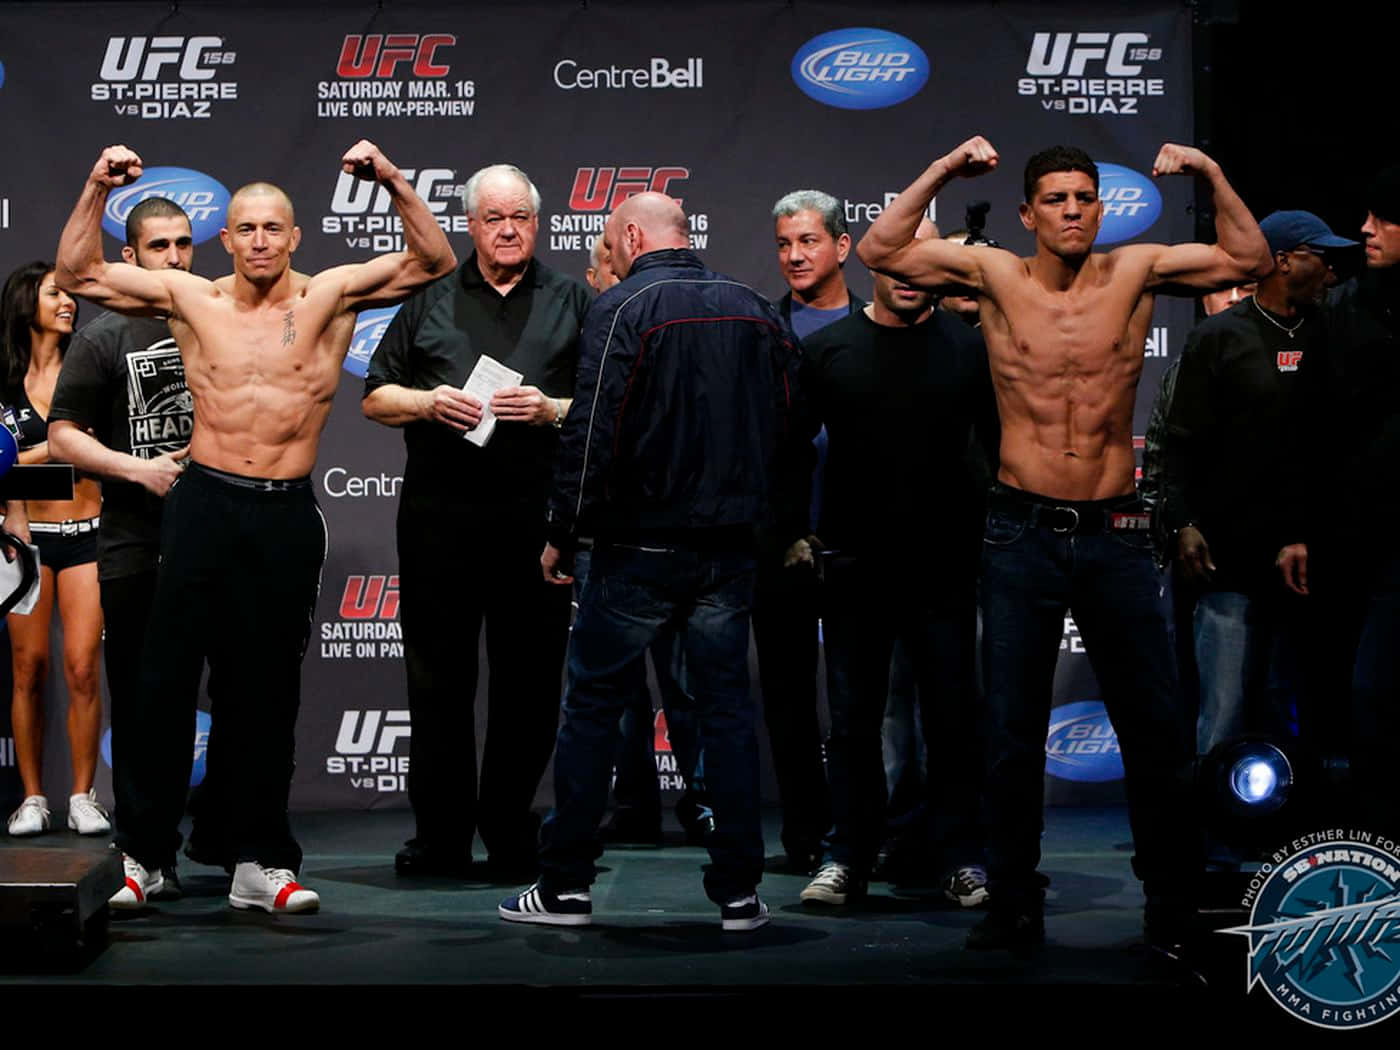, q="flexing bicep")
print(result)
[1145,241,1263,293]
[859,234,987,292]
[62,260,193,316]
[321,251,448,313]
